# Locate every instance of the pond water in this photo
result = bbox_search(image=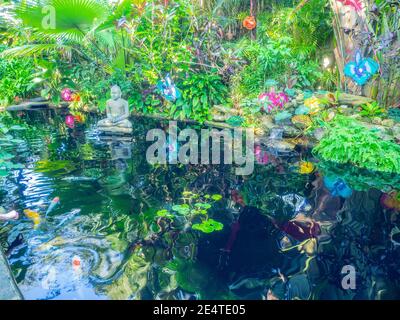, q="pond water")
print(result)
[1,111,400,300]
